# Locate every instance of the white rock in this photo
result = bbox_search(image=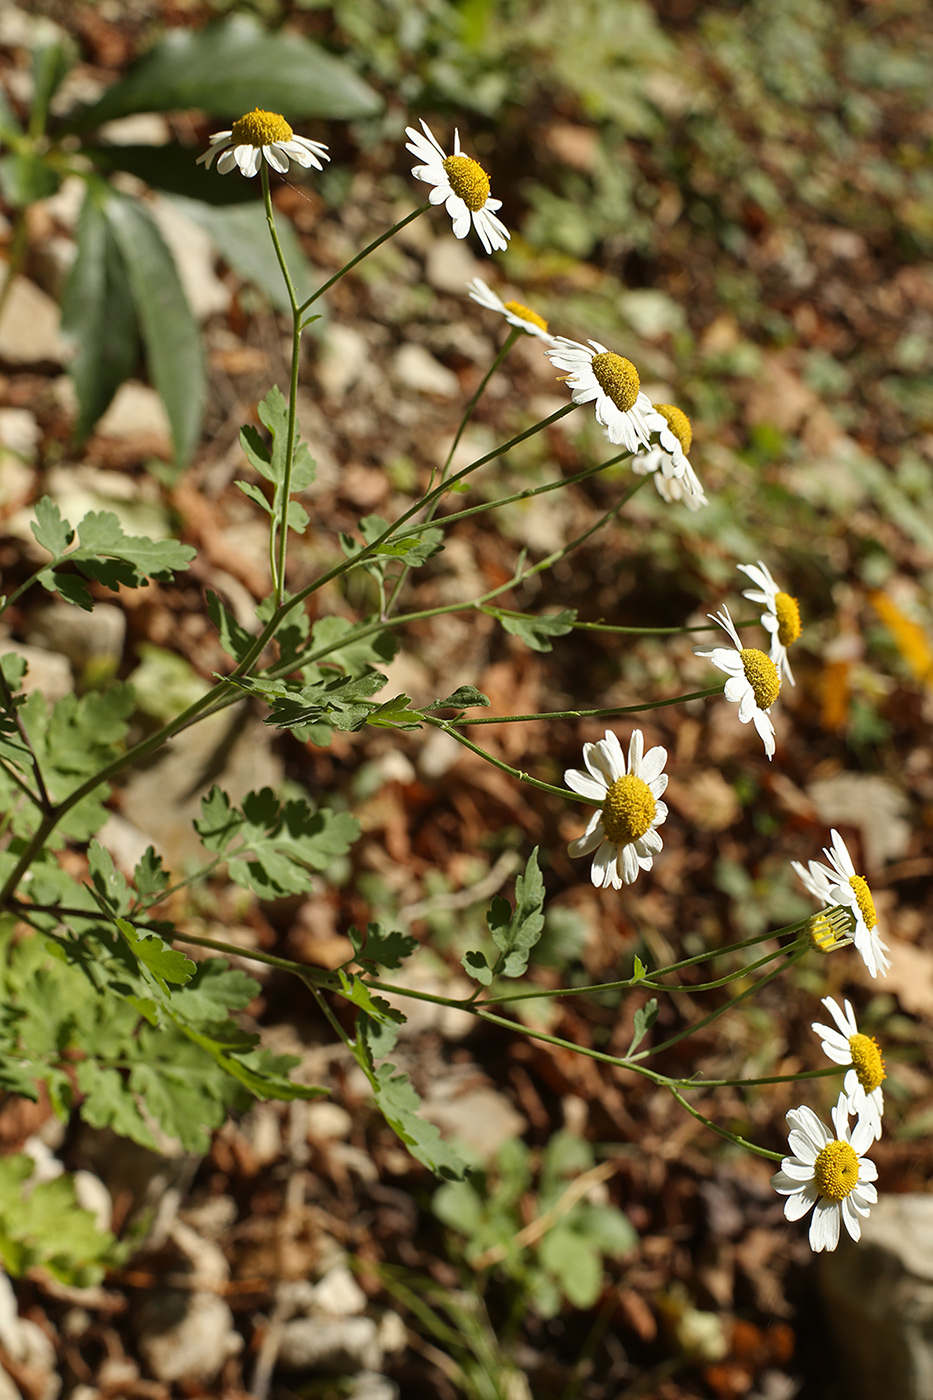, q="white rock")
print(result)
[318,324,370,399]
[425,236,482,293]
[136,1291,242,1383]
[0,408,39,457]
[422,1083,526,1162]
[349,1374,399,1400]
[98,114,171,146]
[73,1172,113,1234]
[0,276,71,365]
[278,1315,381,1373]
[305,1101,353,1141]
[392,343,460,398]
[97,381,172,444]
[819,1193,933,1400]
[310,1264,367,1317]
[29,601,125,670]
[150,197,230,322]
